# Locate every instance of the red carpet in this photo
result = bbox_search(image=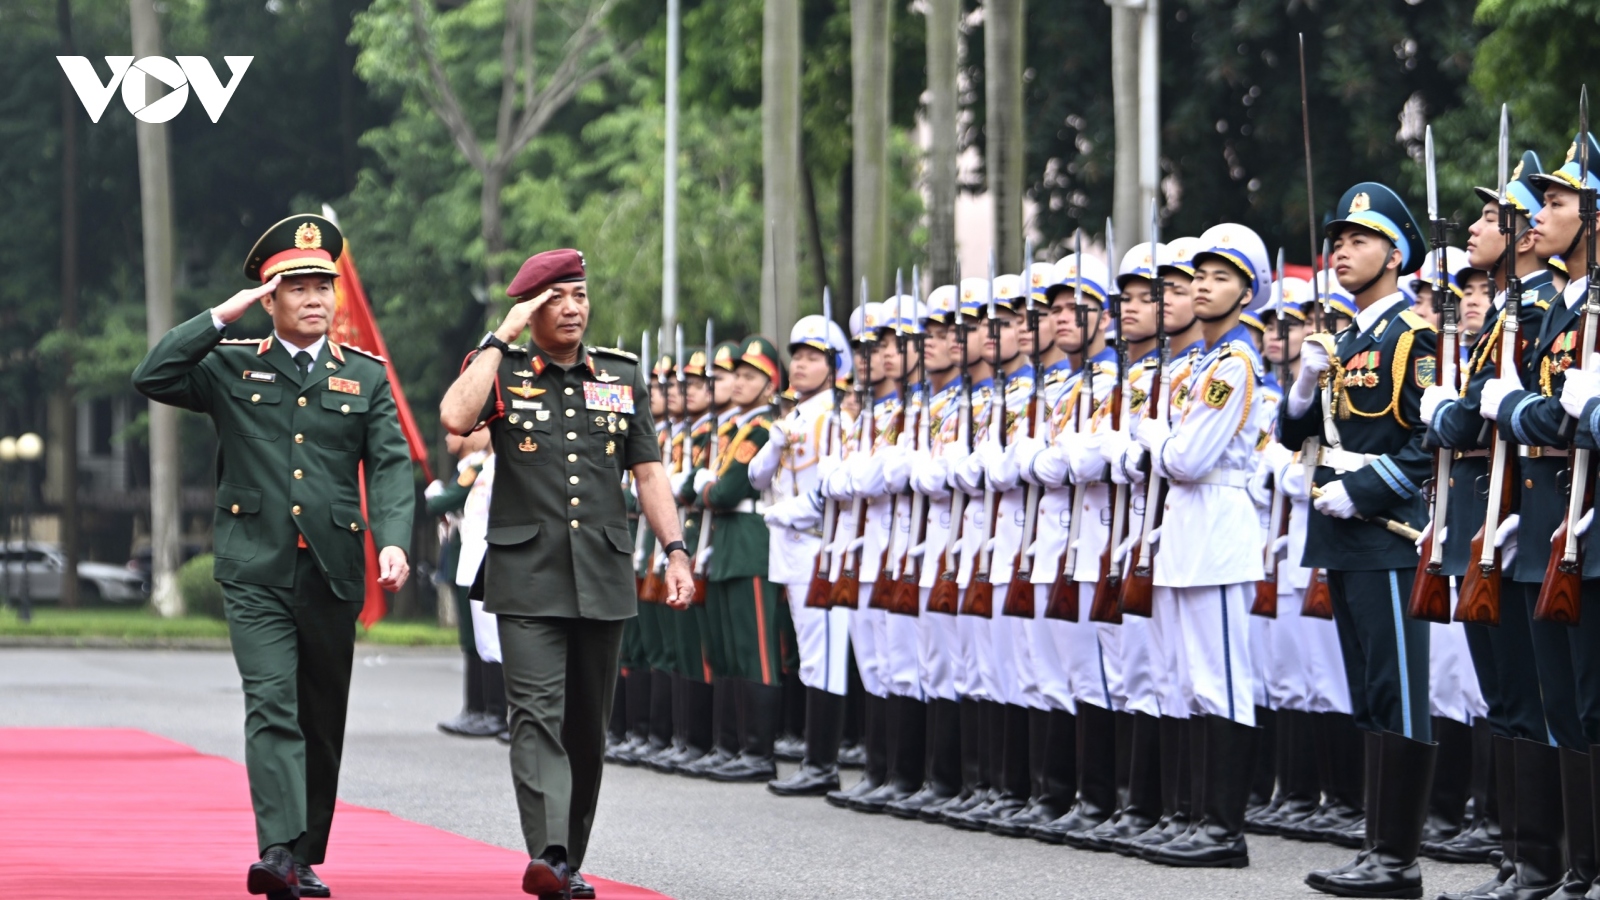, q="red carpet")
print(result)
[0,728,671,900]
